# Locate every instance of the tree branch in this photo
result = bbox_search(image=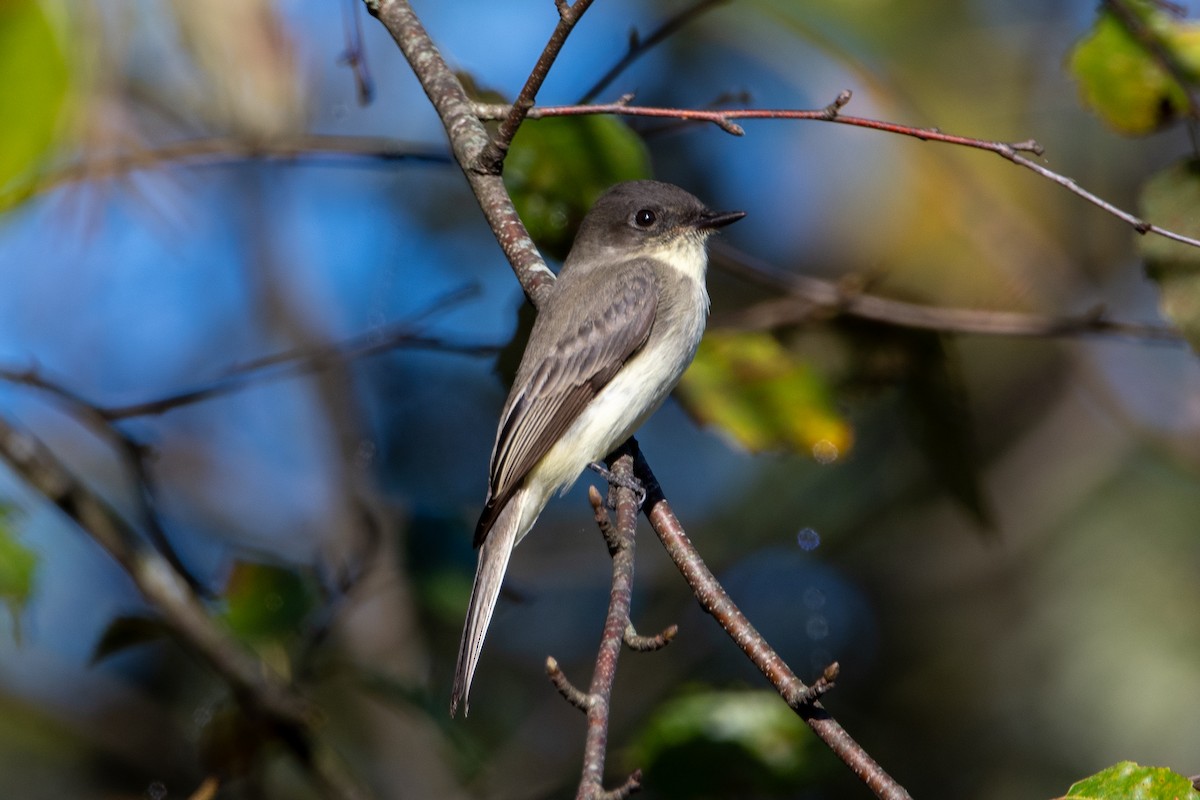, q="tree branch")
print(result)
[0,367,210,594]
[0,418,372,799]
[0,421,284,706]
[0,287,499,423]
[577,0,731,105]
[546,473,649,799]
[0,417,299,704]
[574,463,643,800]
[1,134,450,208]
[475,0,598,174]
[339,0,376,105]
[631,444,914,800]
[365,0,556,306]
[471,94,1200,249]
[712,243,1185,345]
